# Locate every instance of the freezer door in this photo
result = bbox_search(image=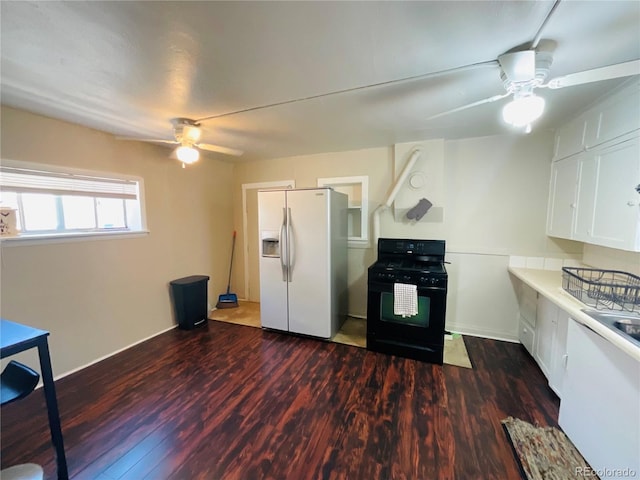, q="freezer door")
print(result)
[258,190,289,331]
[286,189,332,338]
